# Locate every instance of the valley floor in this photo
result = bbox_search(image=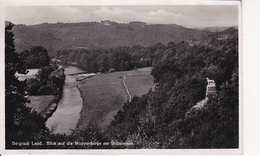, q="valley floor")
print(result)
[77,67,154,129]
